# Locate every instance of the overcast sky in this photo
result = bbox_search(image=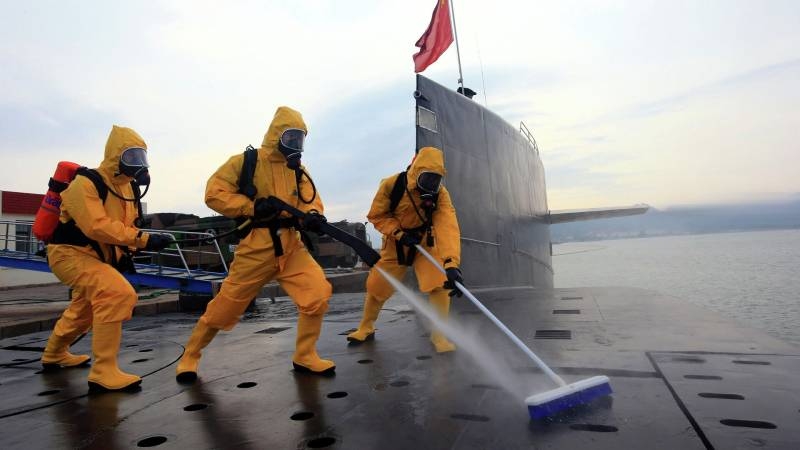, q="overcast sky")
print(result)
[1,0,798,221]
